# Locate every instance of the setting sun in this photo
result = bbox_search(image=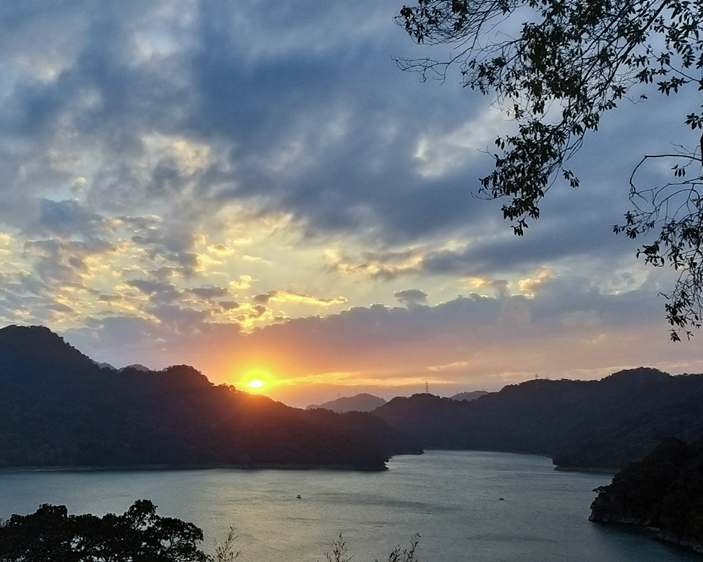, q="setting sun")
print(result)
[247,378,265,389]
